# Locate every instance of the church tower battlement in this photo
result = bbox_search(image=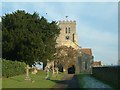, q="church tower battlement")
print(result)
[56,20,78,48]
